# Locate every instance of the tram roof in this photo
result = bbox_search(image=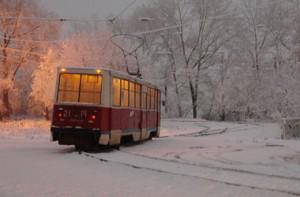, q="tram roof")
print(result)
[58,66,159,89]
